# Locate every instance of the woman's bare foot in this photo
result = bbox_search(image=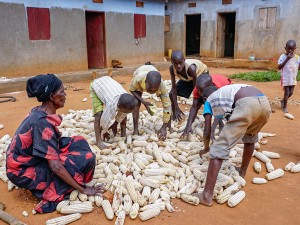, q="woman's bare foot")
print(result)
[97,141,108,150]
[235,167,246,177]
[192,193,213,207]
